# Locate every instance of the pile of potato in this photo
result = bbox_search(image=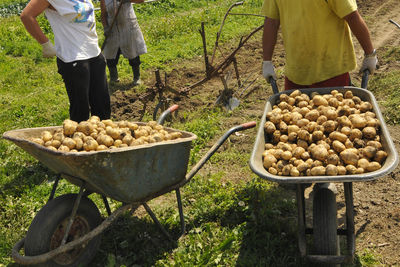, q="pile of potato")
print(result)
[263,89,388,176]
[30,116,183,152]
